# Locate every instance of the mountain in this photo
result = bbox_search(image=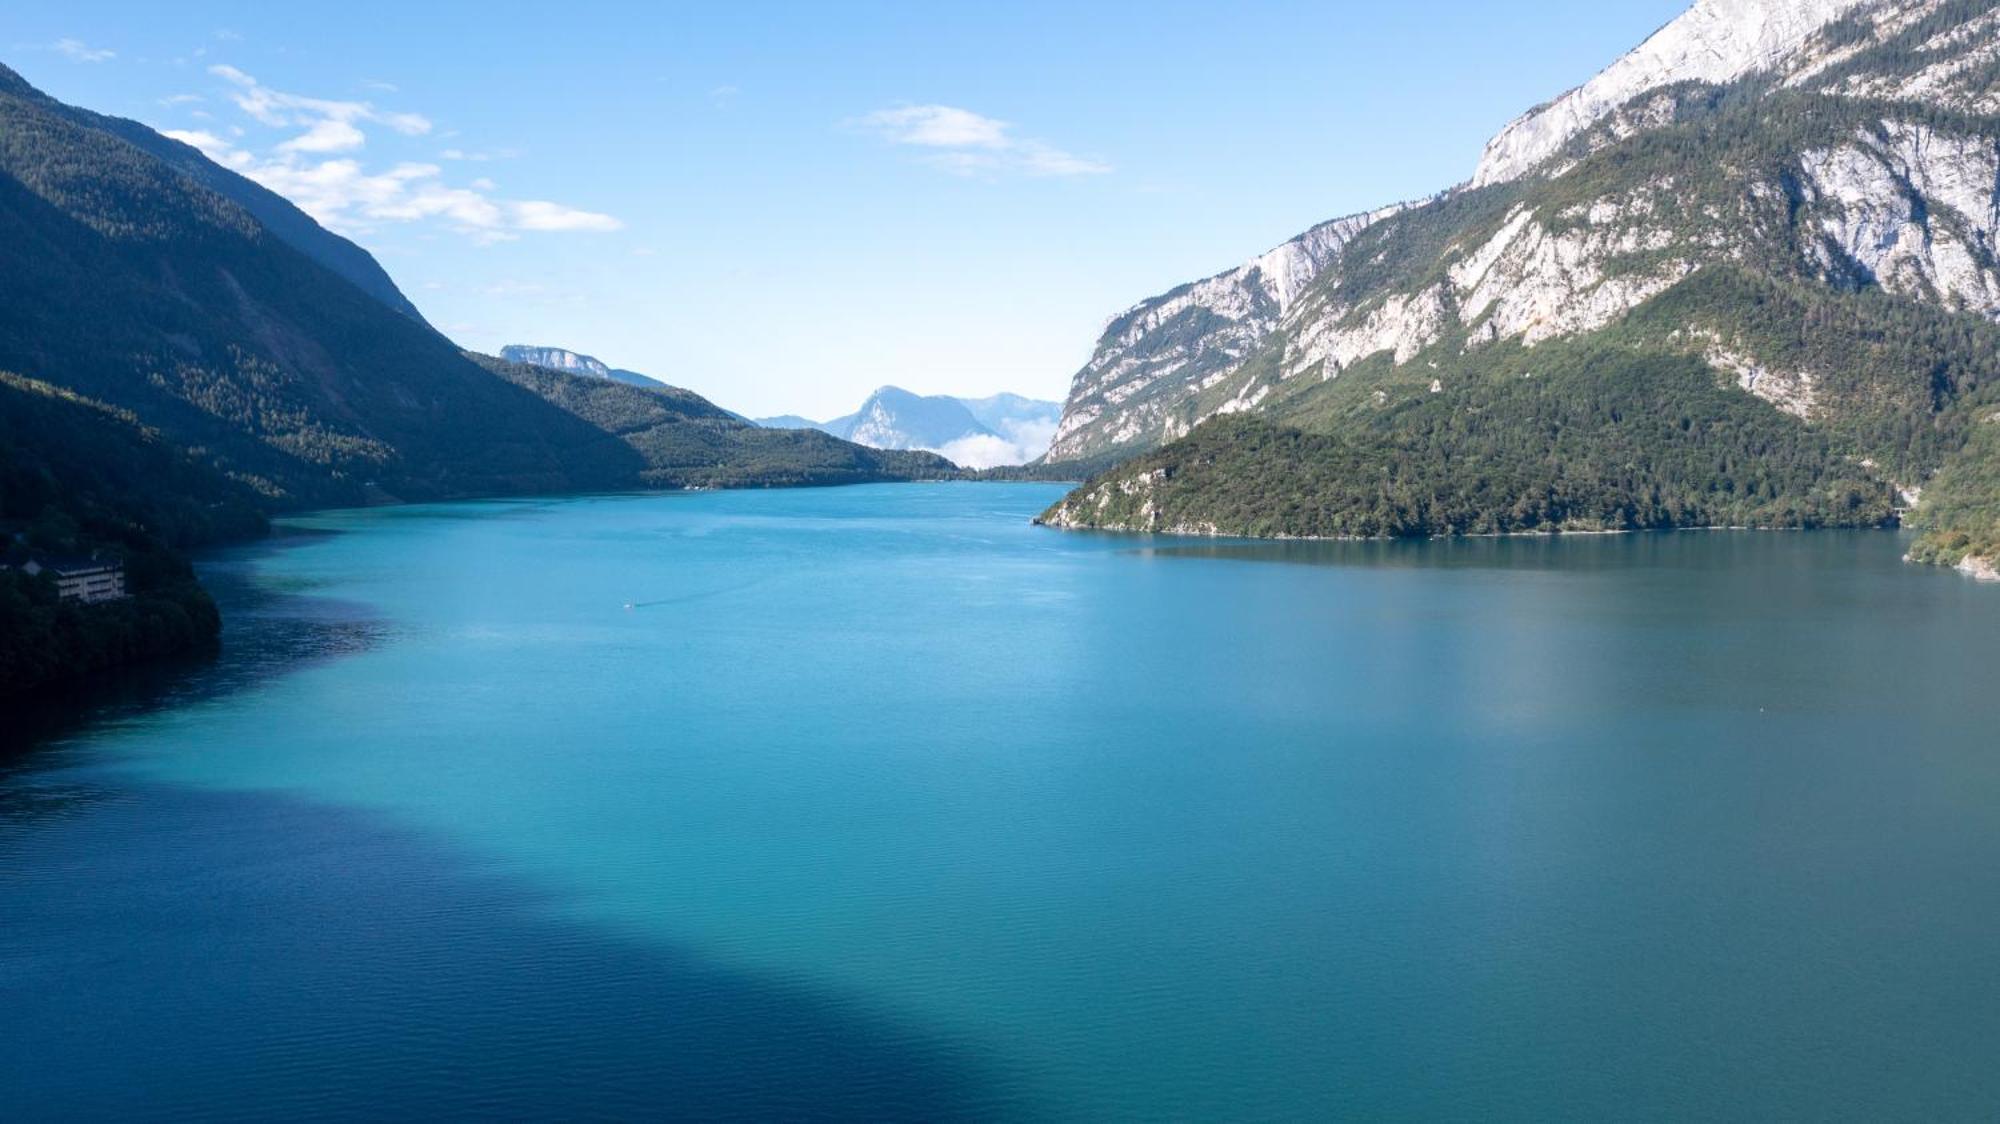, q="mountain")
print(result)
[499,345,664,388]
[472,356,954,489]
[760,386,1064,468]
[0,65,424,326]
[1041,204,1411,468]
[0,61,657,509]
[1038,0,2000,577]
[0,371,251,696]
[1469,0,1875,188]
[95,119,431,326]
[839,387,995,450]
[0,63,955,690]
[755,414,823,431]
[0,61,950,503]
